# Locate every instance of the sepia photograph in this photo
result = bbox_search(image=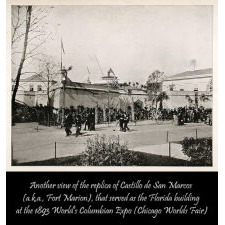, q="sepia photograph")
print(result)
[10,3,214,167]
